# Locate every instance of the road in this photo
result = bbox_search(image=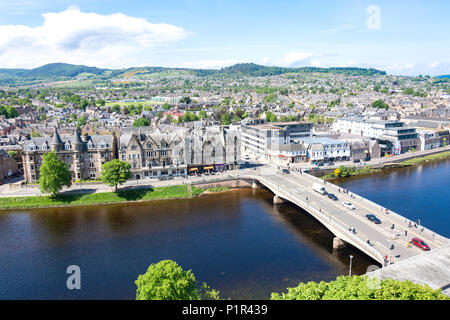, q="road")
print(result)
[233,165,449,265]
